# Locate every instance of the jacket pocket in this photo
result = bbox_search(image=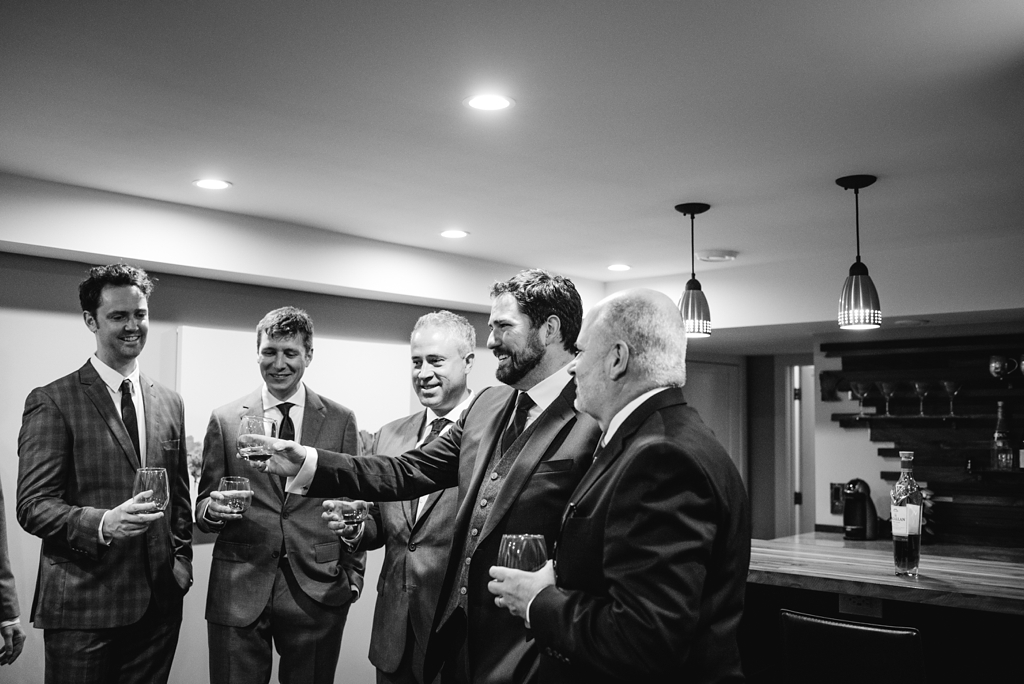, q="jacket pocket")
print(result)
[212,540,251,563]
[535,458,574,474]
[315,540,341,564]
